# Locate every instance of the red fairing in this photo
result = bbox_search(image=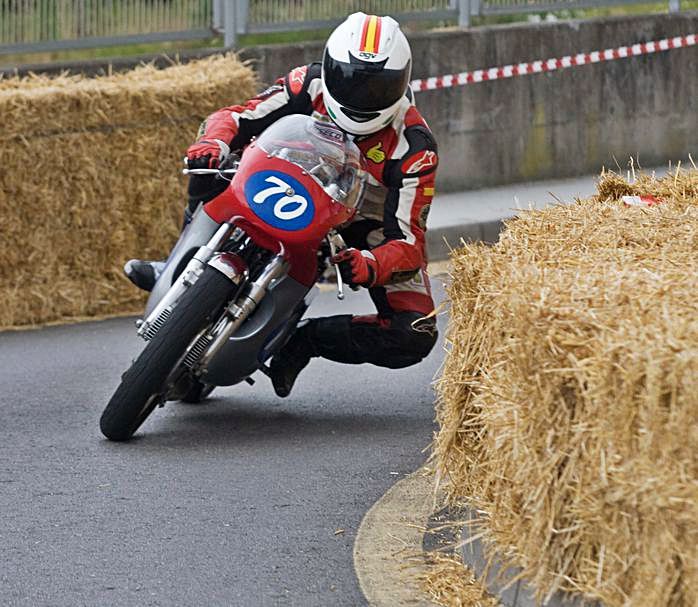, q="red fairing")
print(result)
[204,144,355,287]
